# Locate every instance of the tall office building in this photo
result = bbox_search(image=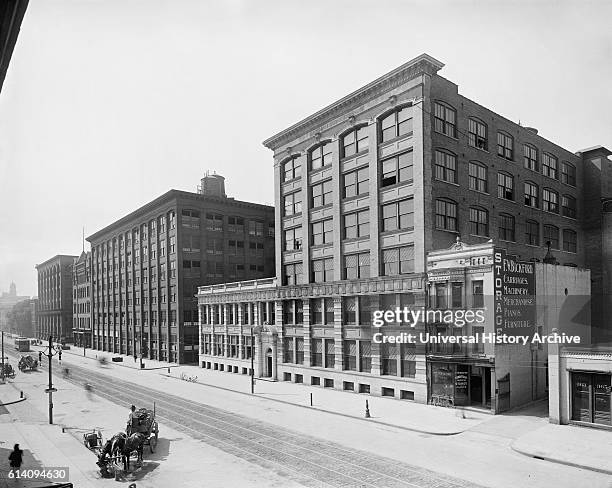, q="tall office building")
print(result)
[72,251,92,348]
[36,255,77,341]
[198,54,610,406]
[87,174,275,364]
